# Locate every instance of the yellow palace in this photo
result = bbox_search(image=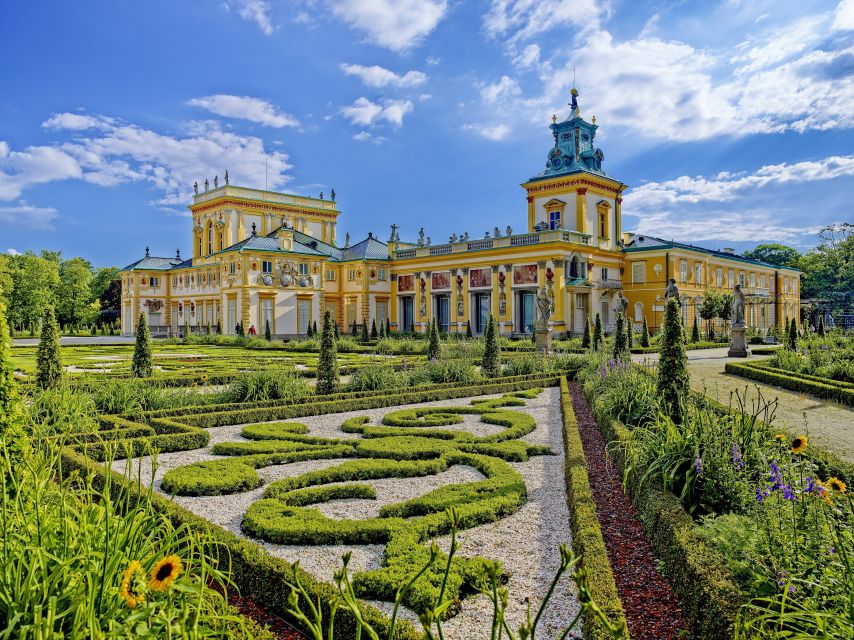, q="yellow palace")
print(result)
[120,90,801,338]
